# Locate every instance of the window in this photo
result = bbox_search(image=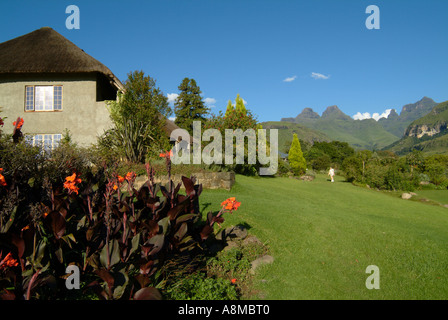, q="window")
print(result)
[25,134,62,152]
[25,85,62,111]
